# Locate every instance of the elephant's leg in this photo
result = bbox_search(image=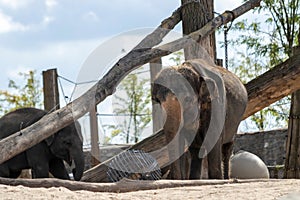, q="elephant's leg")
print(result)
[31,163,49,178]
[168,160,182,179]
[0,164,10,178]
[26,144,50,178]
[165,130,183,179]
[168,132,189,179]
[179,151,191,179]
[189,147,202,179]
[207,139,223,179]
[49,158,70,180]
[222,141,233,179]
[10,170,22,178]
